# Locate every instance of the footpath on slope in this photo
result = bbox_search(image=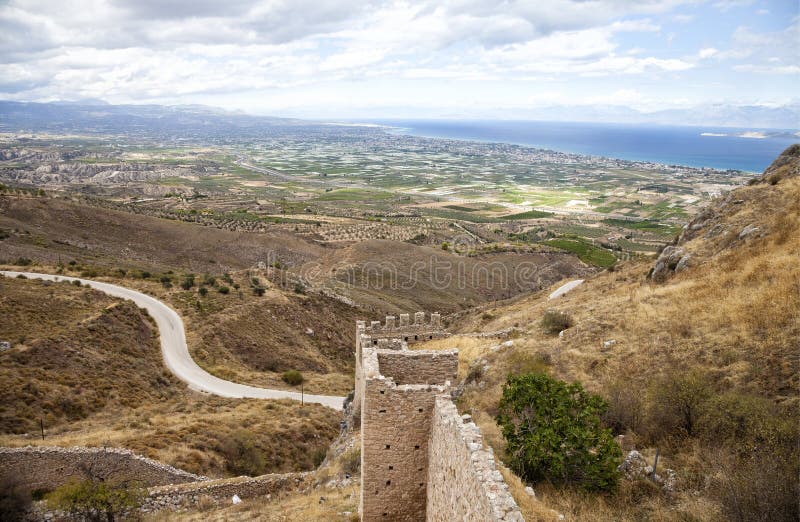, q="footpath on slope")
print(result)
[0,271,344,410]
